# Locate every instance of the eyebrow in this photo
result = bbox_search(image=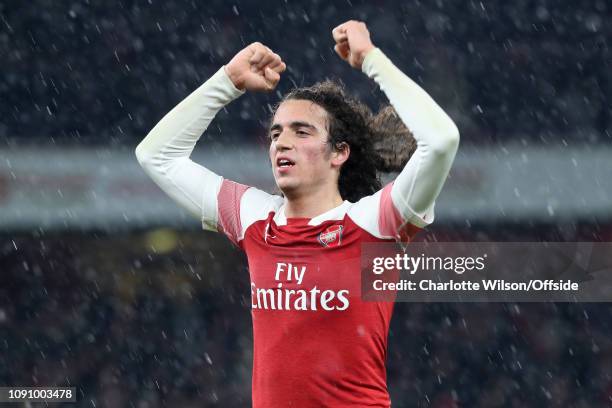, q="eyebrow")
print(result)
[270,121,317,132]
